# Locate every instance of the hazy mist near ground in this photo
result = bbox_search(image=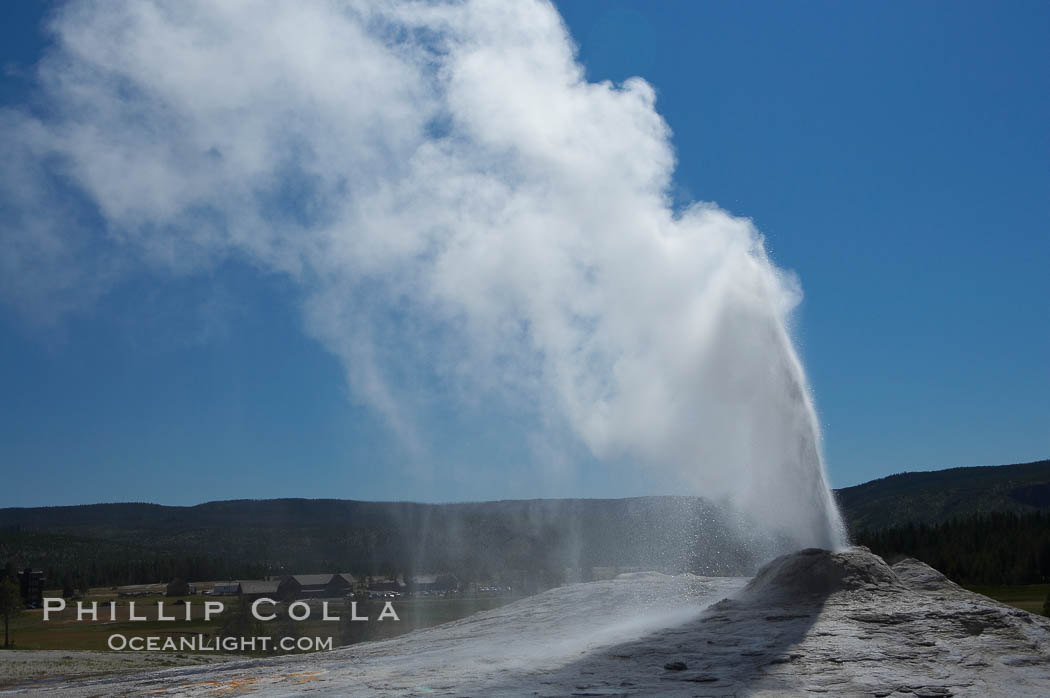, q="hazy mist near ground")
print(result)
[0,497,793,586]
